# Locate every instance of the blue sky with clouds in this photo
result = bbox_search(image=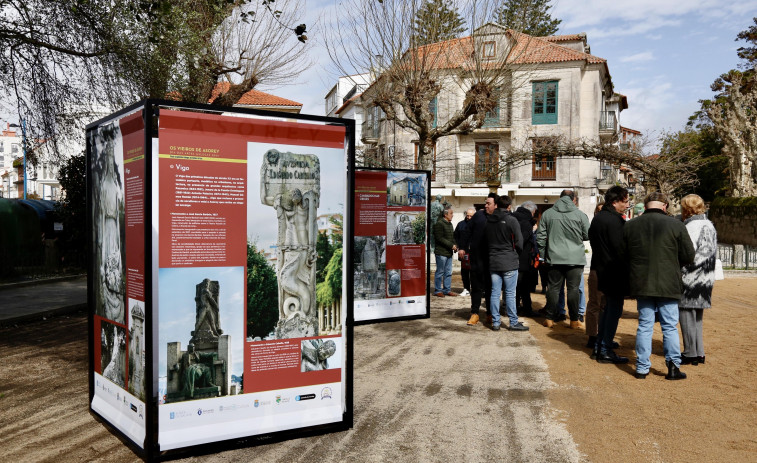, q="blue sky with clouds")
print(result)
[272,0,757,145]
